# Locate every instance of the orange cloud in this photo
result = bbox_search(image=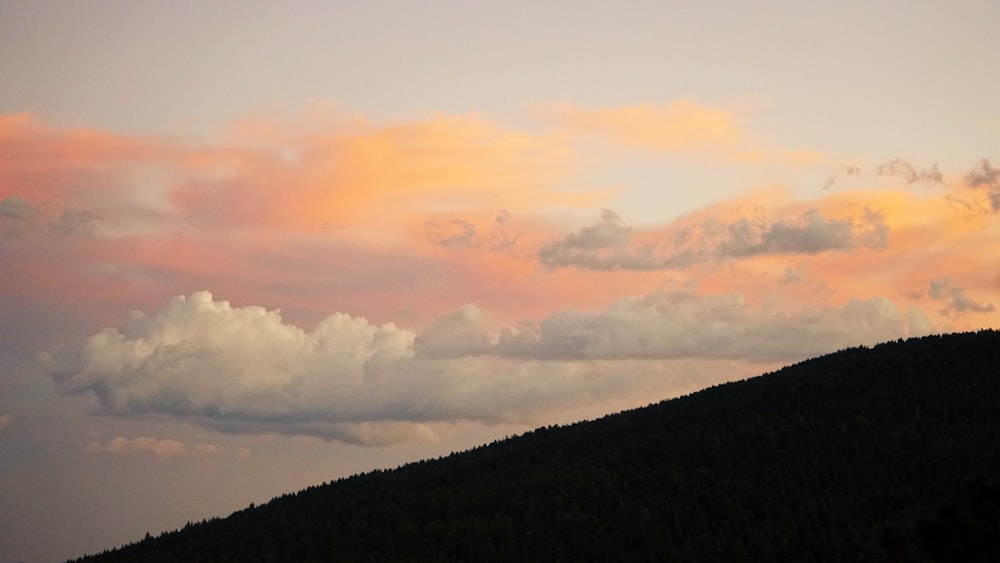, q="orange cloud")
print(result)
[3,109,996,354]
[679,185,1000,331]
[0,113,170,205]
[173,112,593,236]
